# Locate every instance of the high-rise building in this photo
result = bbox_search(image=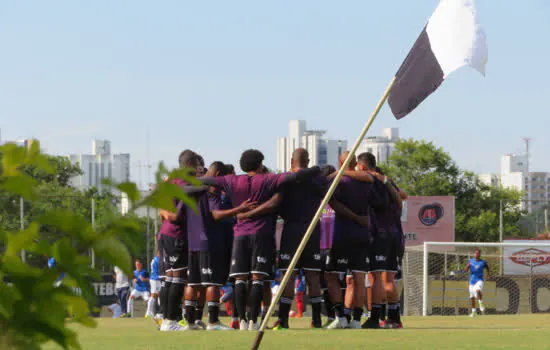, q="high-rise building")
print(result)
[68,140,130,191]
[480,153,549,213]
[356,128,400,164]
[277,120,347,172]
